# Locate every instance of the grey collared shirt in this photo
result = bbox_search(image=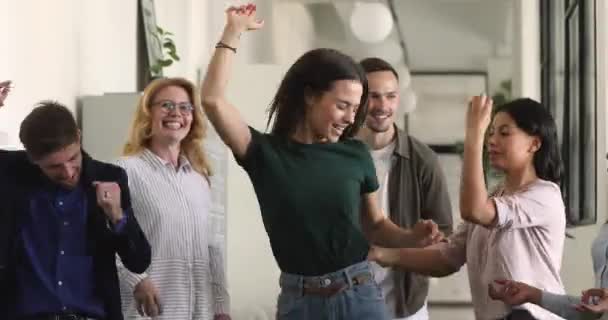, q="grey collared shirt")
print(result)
[378,128,454,317]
